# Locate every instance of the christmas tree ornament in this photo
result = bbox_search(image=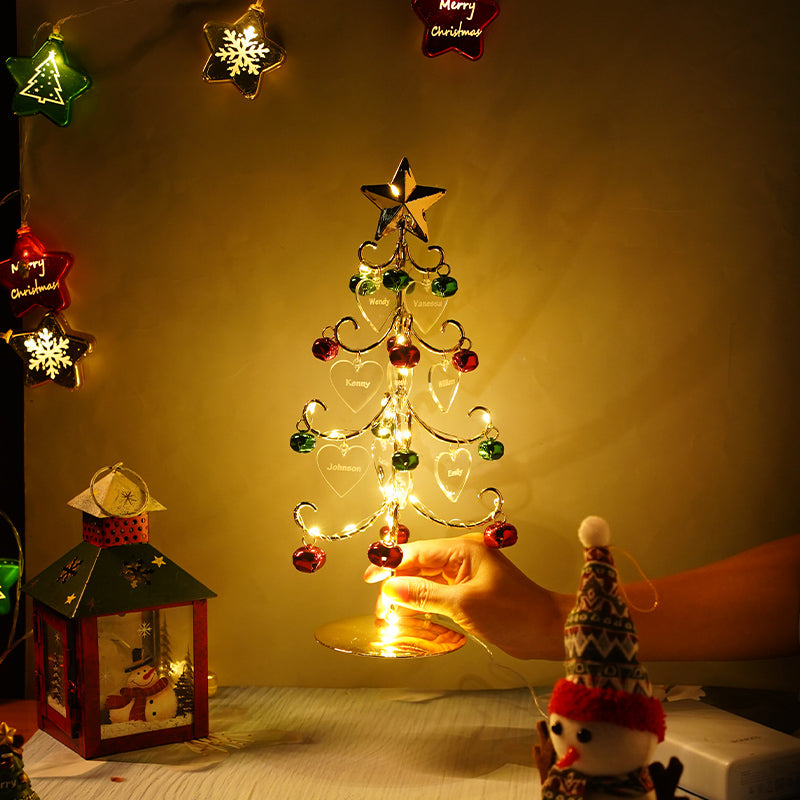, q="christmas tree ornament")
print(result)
[289,430,316,453]
[361,157,445,242]
[5,34,91,126]
[292,544,326,573]
[0,724,40,800]
[412,0,500,60]
[0,560,20,617]
[312,334,339,362]
[23,464,215,758]
[431,273,458,297]
[478,436,504,460]
[540,516,667,800]
[2,312,93,389]
[290,158,516,658]
[483,519,517,548]
[349,274,378,295]
[452,346,479,373]
[0,226,72,317]
[202,3,285,99]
